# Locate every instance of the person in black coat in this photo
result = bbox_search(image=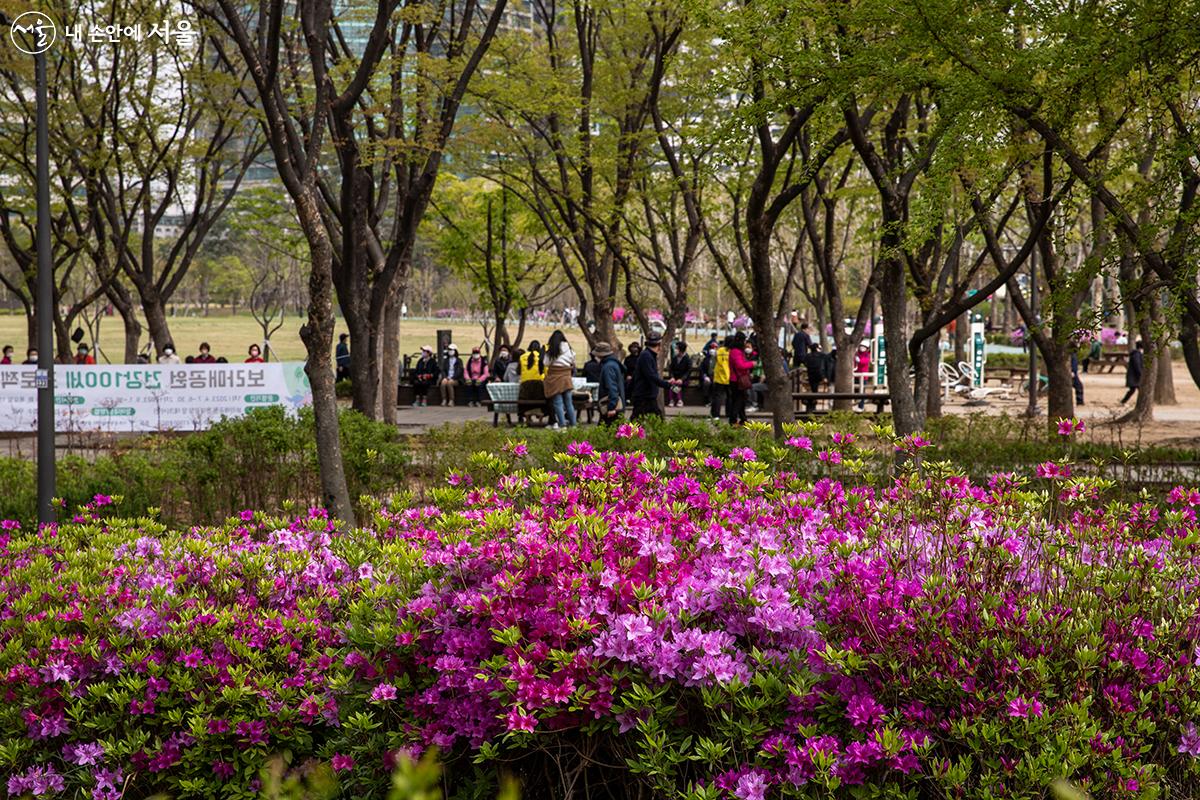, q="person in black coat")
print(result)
[667,342,691,407]
[630,335,674,420]
[791,322,812,369]
[411,346,440,407]
[582,349,603,383]
[1120,340,1144,404]
[1071,352,1084,405]
[803,343,826,413]
[623,341,642,394]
